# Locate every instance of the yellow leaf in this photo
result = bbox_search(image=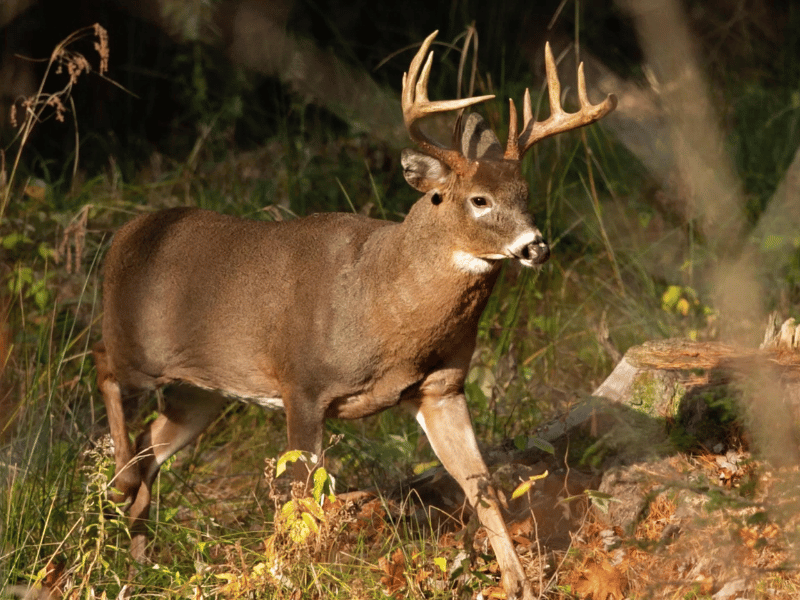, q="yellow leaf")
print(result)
[413,460,440,475]
[280,498,322,543]
[312,466,332,501]
[511,470,548,500]
[661,285,681,310]
[276,449,305,477]
[433,556,447,573]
